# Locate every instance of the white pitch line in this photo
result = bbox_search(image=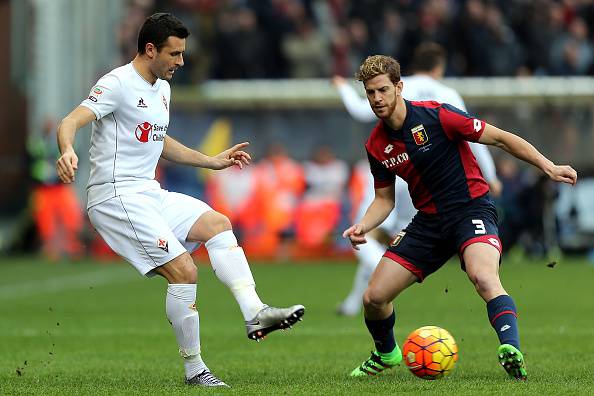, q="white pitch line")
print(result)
[0,266,138,300]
